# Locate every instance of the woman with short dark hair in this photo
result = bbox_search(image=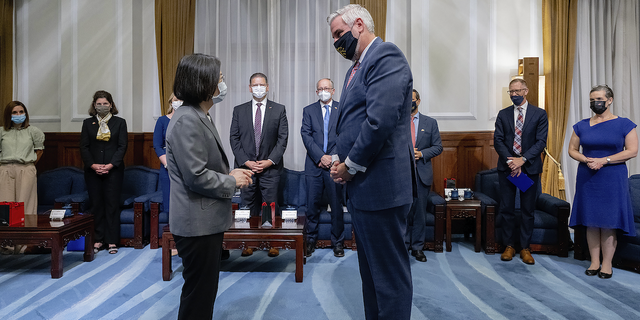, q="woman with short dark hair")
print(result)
[166,53,251,319]
[568,85,638,279]
[80,90,128,254]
